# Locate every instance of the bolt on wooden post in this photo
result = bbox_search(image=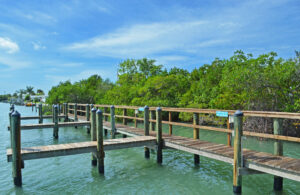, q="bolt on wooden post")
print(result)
[91,108,97,166]
[110,105,116,138]
[53,105,59,139]
[144,106,150,159]
[274,118,284,191]
[193,113,200,165]
[86,104,91,134]
[11,110,22,186]
[96,109,105,174]
[156,107,163,164]
[233,110,243,194]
